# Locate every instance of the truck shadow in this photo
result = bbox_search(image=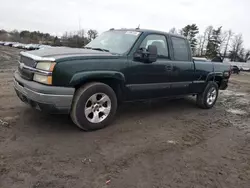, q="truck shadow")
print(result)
[19,97,198,132]
[118,97,197,116]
